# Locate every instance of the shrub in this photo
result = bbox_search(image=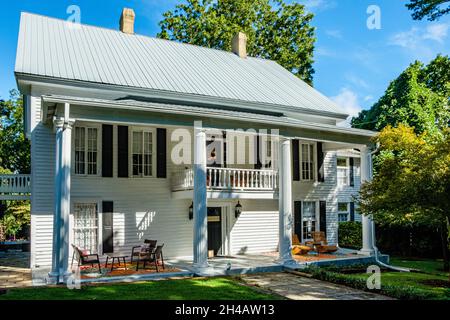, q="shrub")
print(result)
[338,221,362,249]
